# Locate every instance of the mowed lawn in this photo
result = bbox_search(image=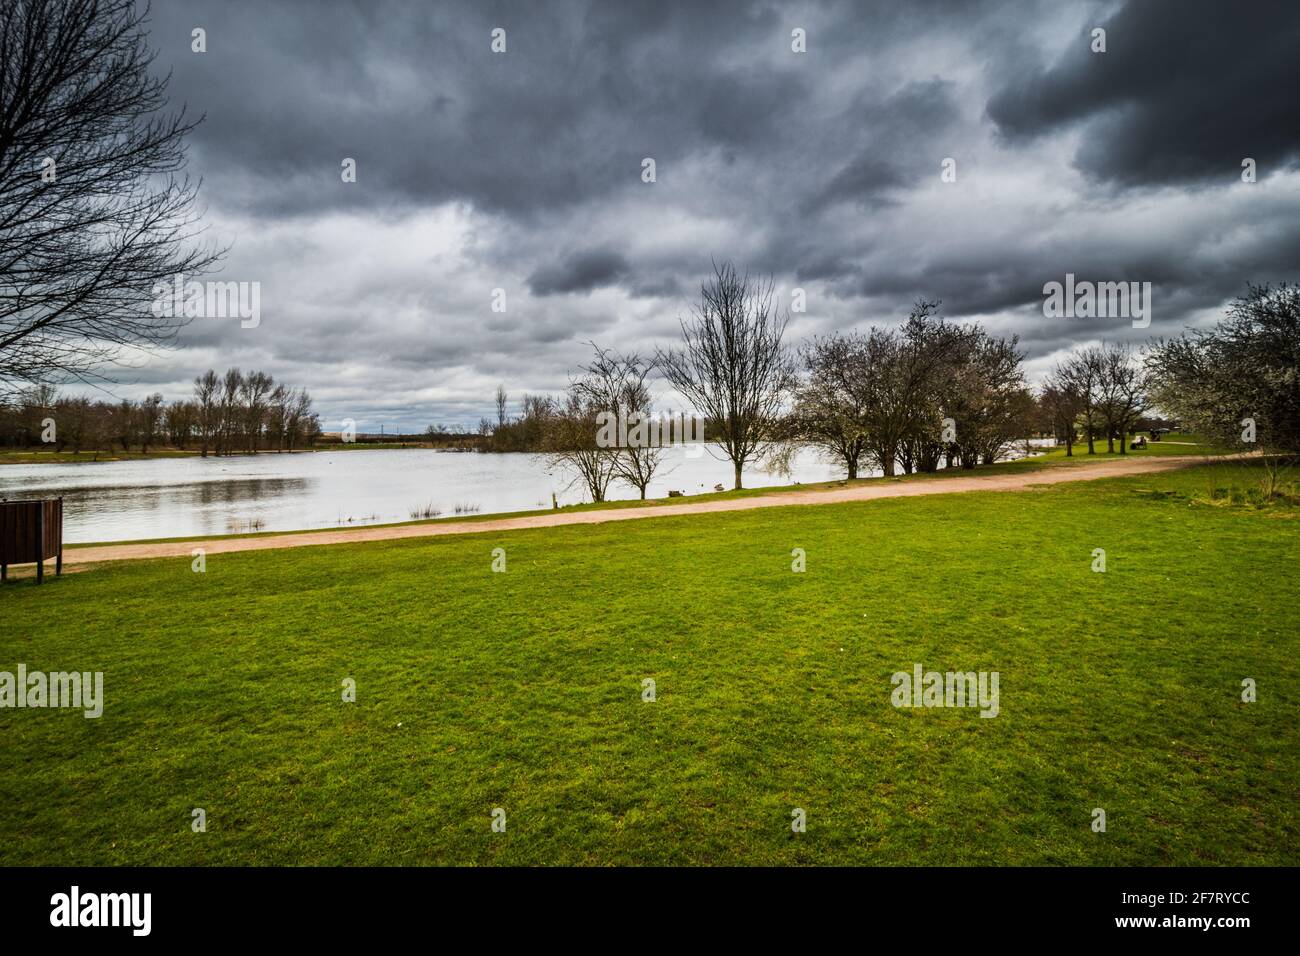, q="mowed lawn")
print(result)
[1,461,1296,865]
